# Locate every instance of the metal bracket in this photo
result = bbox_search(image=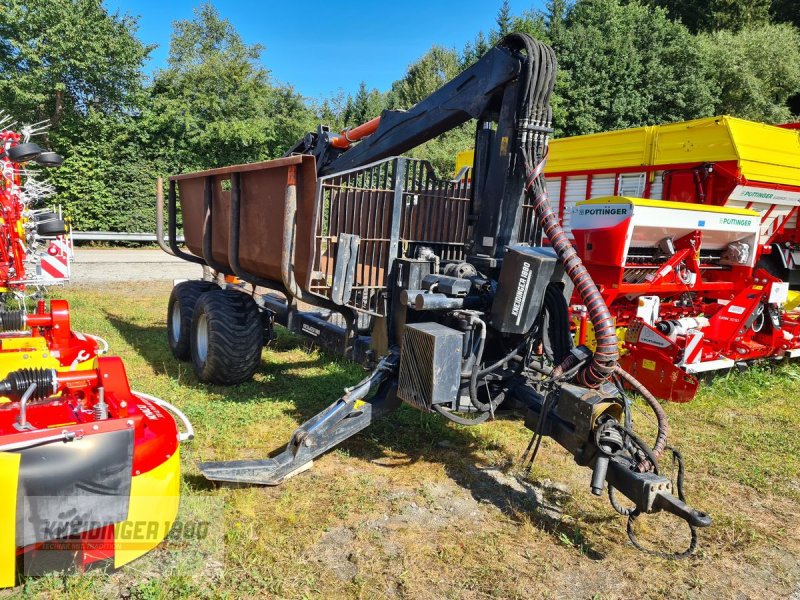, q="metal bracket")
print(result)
[331,233,360,305]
